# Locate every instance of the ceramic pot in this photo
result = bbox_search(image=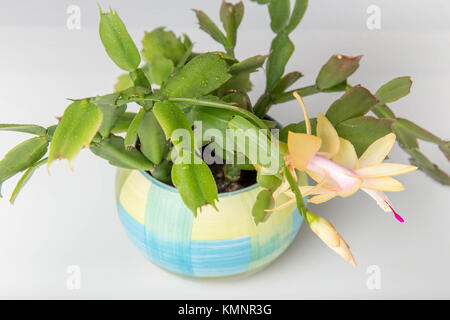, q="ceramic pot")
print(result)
[115,168,303,278]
